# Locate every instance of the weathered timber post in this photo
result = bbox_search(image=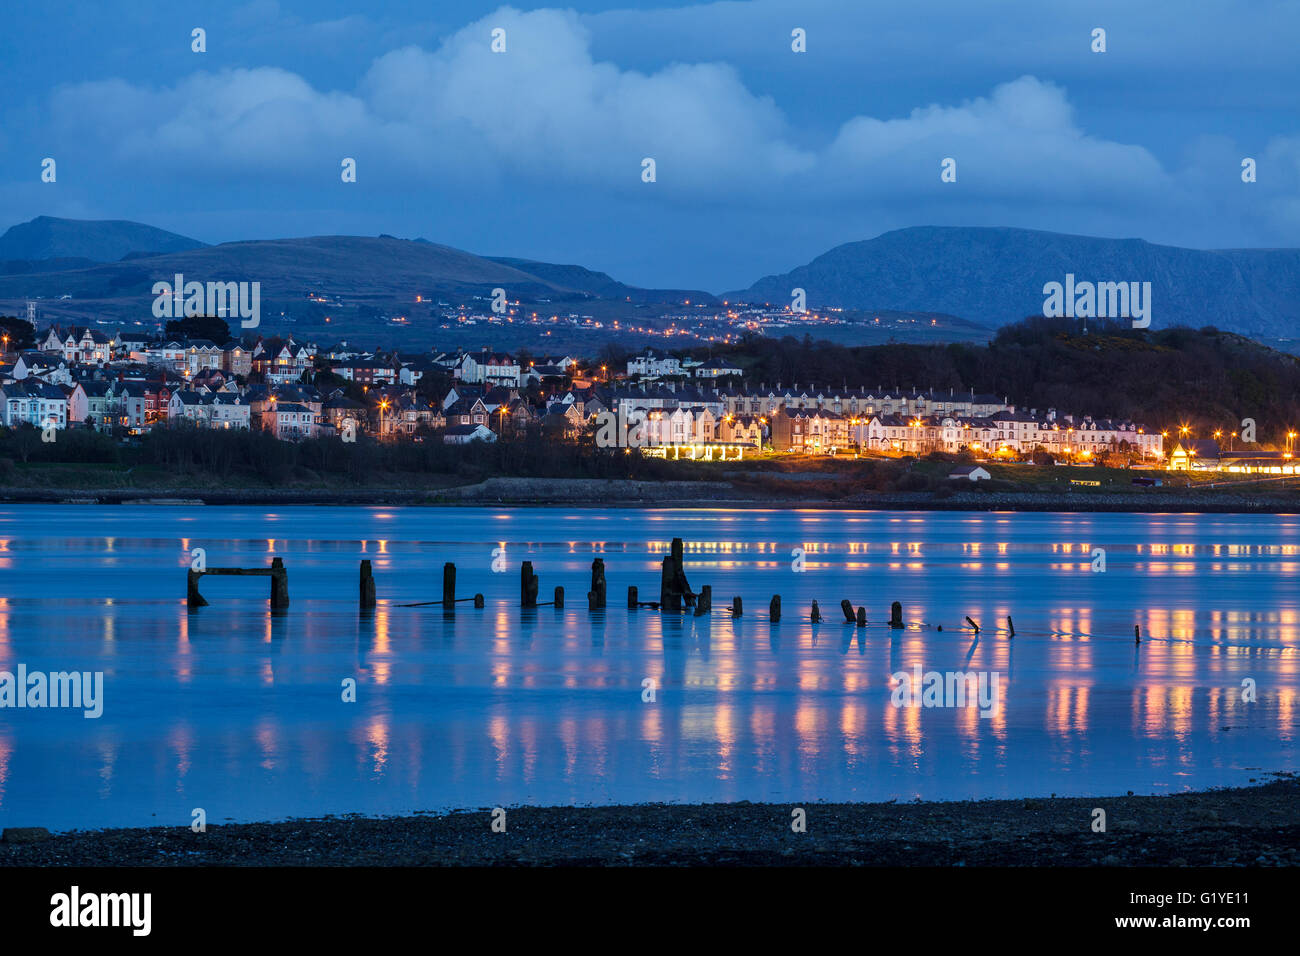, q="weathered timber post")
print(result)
[694,585,712,616]
[588,558,607,610]
[474,593,485,608]
[731,596,743,617]
[521,562,539,608]
[811,600,822,623]
[1006,616,1015,638]
[270,557,289,609]
[187,569,209,608]
[856,606,866,627]
[628,585,639,609]
[965,616,980,635]
[554,586,564,609]
[1135,624,1141,645]
[359,560,376,609]
[889,601,904,628]
[770,595,781,623]
[661,557,681,612]
[442,563,456,610]
[840,599,855,623]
